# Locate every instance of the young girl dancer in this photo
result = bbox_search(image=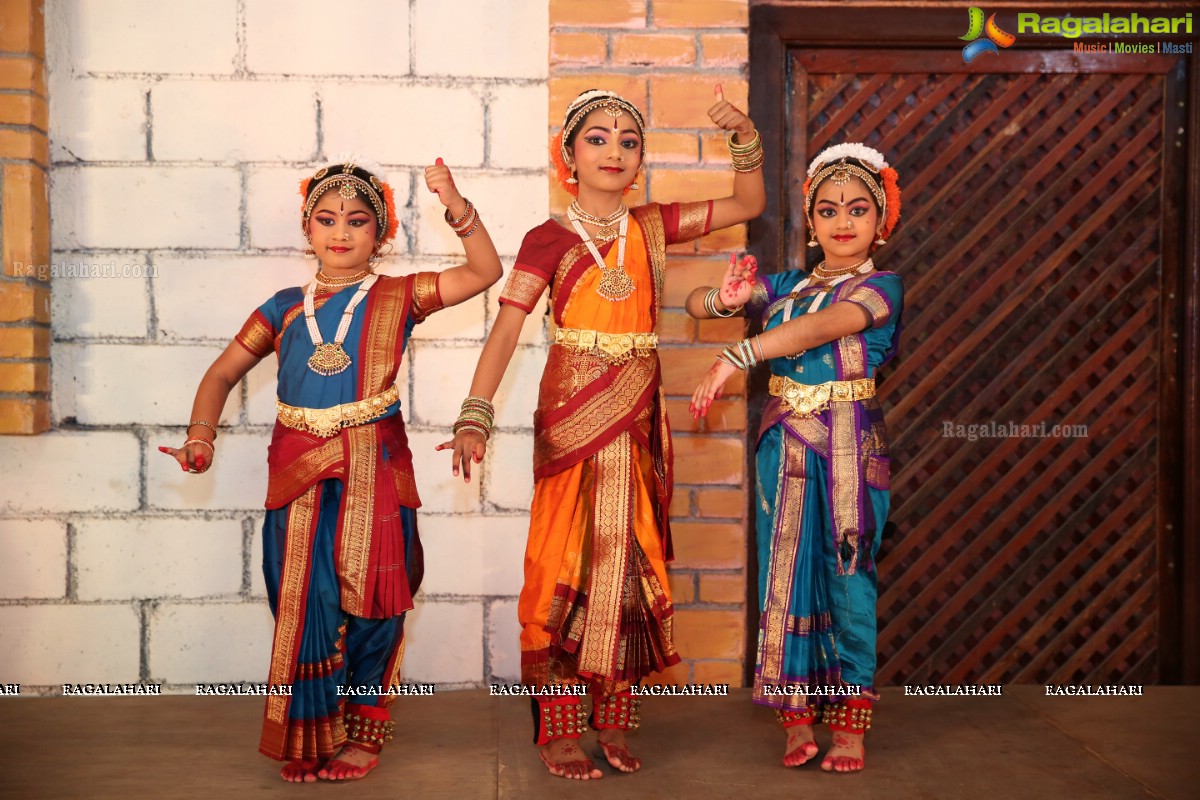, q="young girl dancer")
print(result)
[162,157,502,783]
[439,87,765,780]
[688,143,903,773]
